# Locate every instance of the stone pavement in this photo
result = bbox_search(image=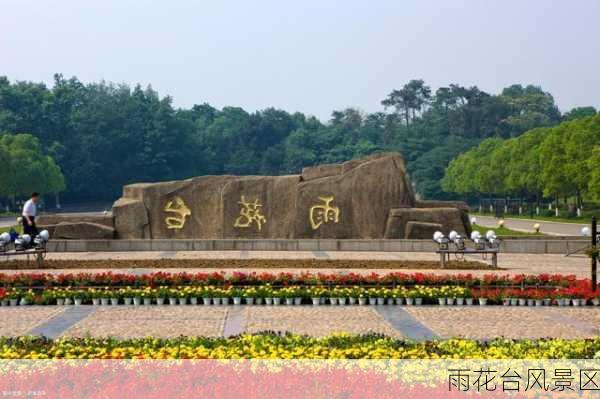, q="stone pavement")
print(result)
[5,304,600,341]
[0,250,590,278]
